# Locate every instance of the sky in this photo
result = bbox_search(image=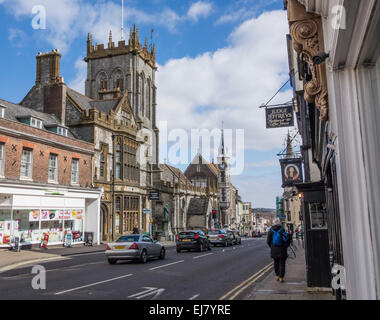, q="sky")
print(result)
[0,0,296,209]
